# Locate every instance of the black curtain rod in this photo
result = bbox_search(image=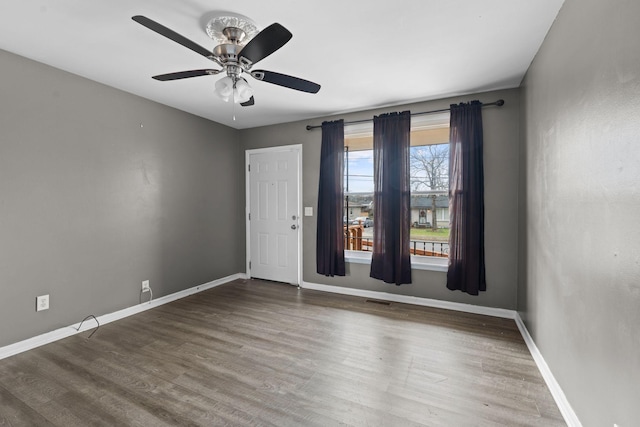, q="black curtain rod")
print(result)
[305,99,504,131]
